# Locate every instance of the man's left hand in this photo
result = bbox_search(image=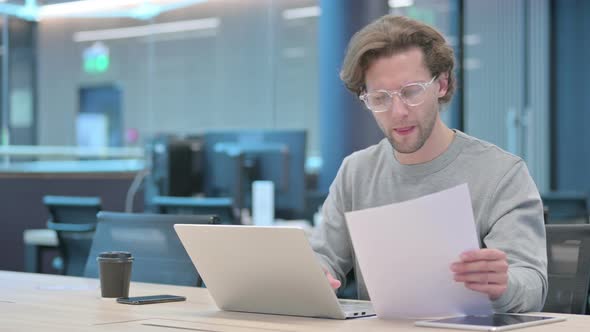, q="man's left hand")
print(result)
[450,248,509,300]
